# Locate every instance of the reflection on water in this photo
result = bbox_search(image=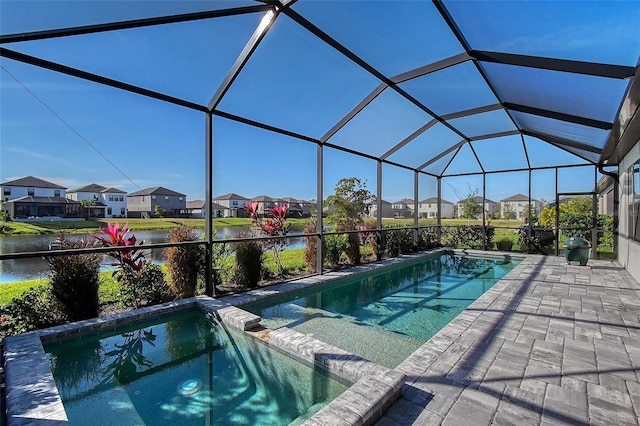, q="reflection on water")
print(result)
[0,227,305,284]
